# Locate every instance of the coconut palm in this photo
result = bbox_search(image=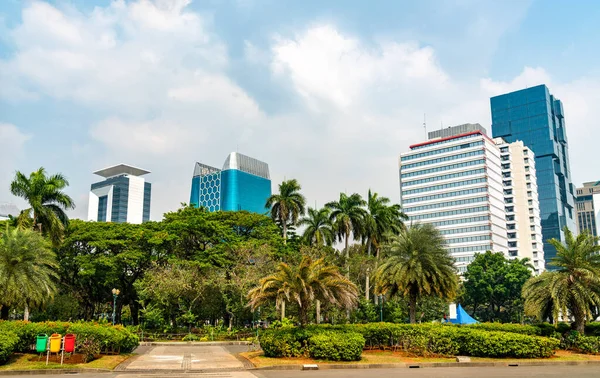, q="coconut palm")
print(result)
[298,207,334,247]
[265,179,306,244]
[325,193,366,273]
[523,228,600,333]
[10,168,75,244]
[247,256,358,325]
[362,190,407,300]
[0,226,59,320]
[375,223,458,323]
